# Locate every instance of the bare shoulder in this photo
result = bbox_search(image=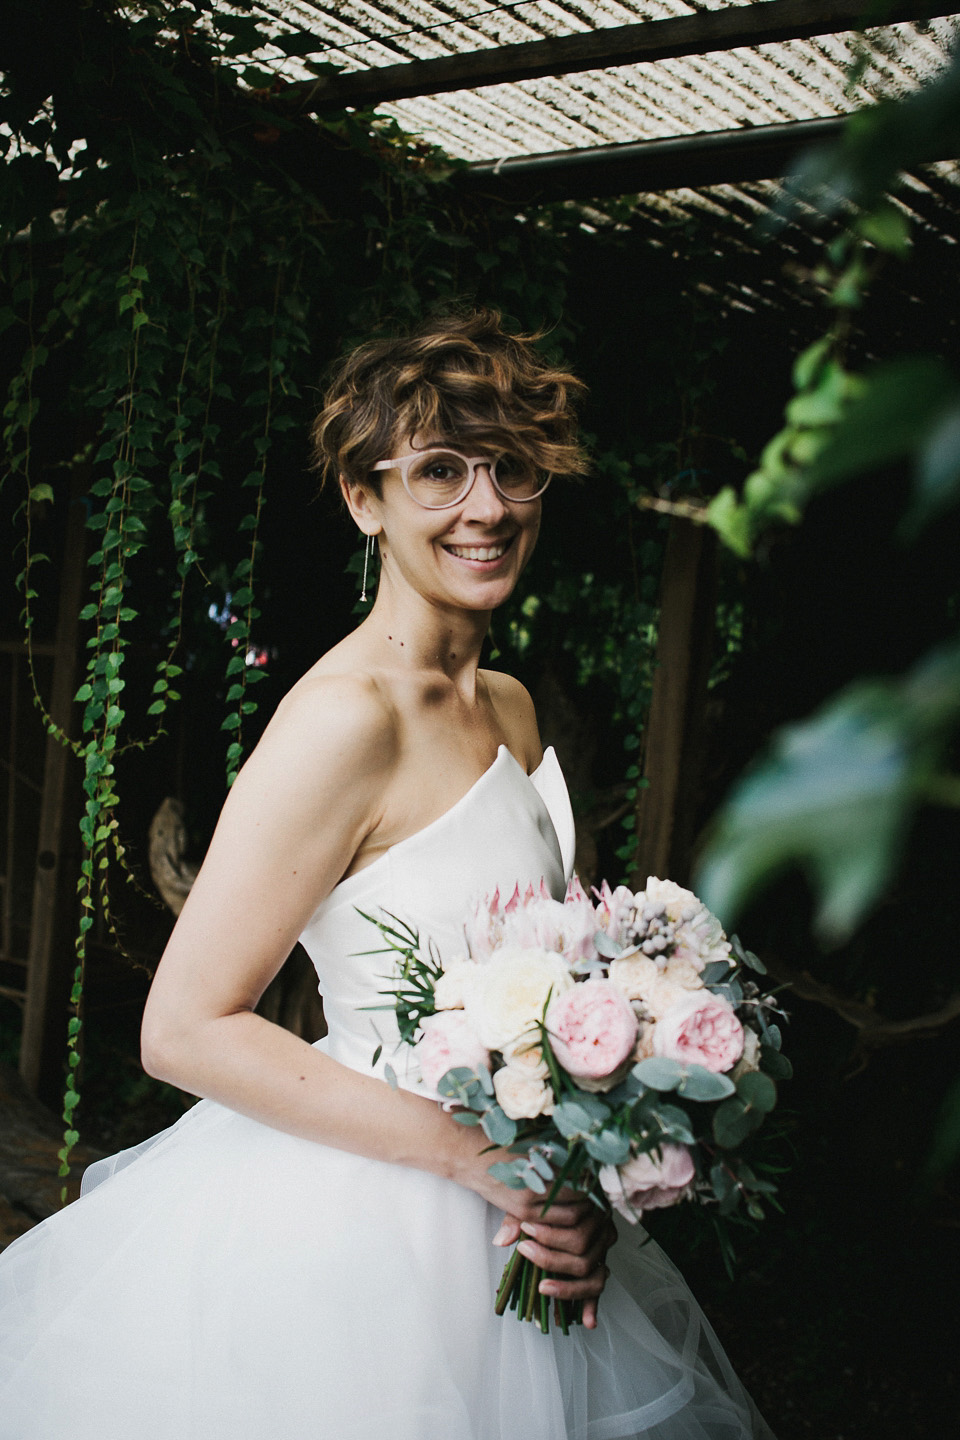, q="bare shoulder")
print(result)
[230,669,399,816]
[480,669,542,769]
